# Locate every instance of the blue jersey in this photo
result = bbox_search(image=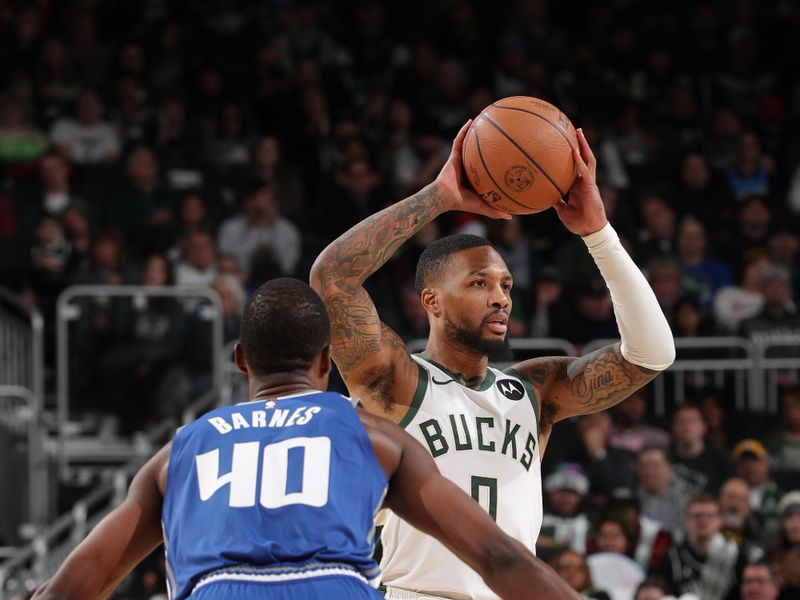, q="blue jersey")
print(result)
[161,391,388,599]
